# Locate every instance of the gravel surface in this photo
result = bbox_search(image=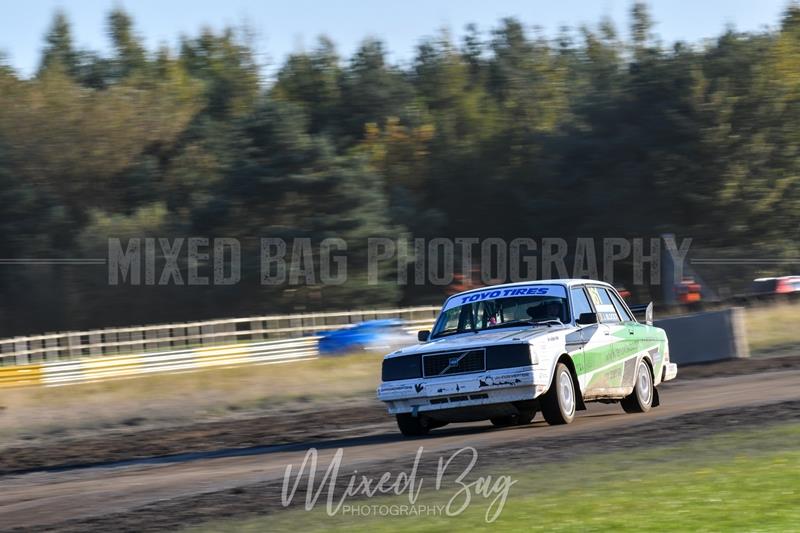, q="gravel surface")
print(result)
[2,354,799,475]
[22,399,800,533]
